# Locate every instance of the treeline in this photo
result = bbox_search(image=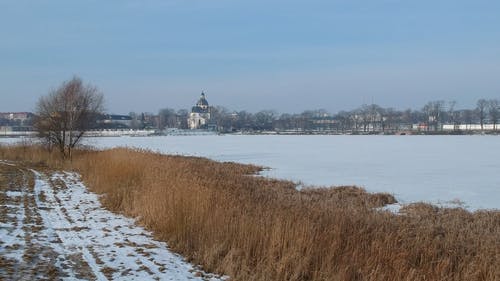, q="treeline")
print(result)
[149,99,499,133]
[5,98,498,134]
[0,115,33,127]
